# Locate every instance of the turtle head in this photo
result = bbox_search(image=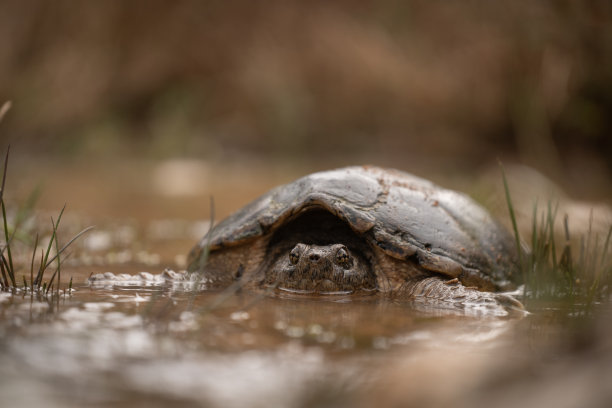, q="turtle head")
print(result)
[266,242,376,294]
